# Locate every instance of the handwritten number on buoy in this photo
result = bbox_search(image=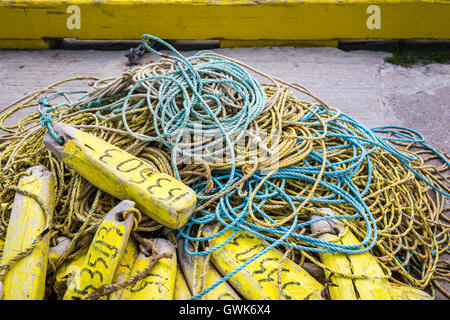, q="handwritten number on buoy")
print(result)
[66,5,81,30]
[147,177,171,193]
